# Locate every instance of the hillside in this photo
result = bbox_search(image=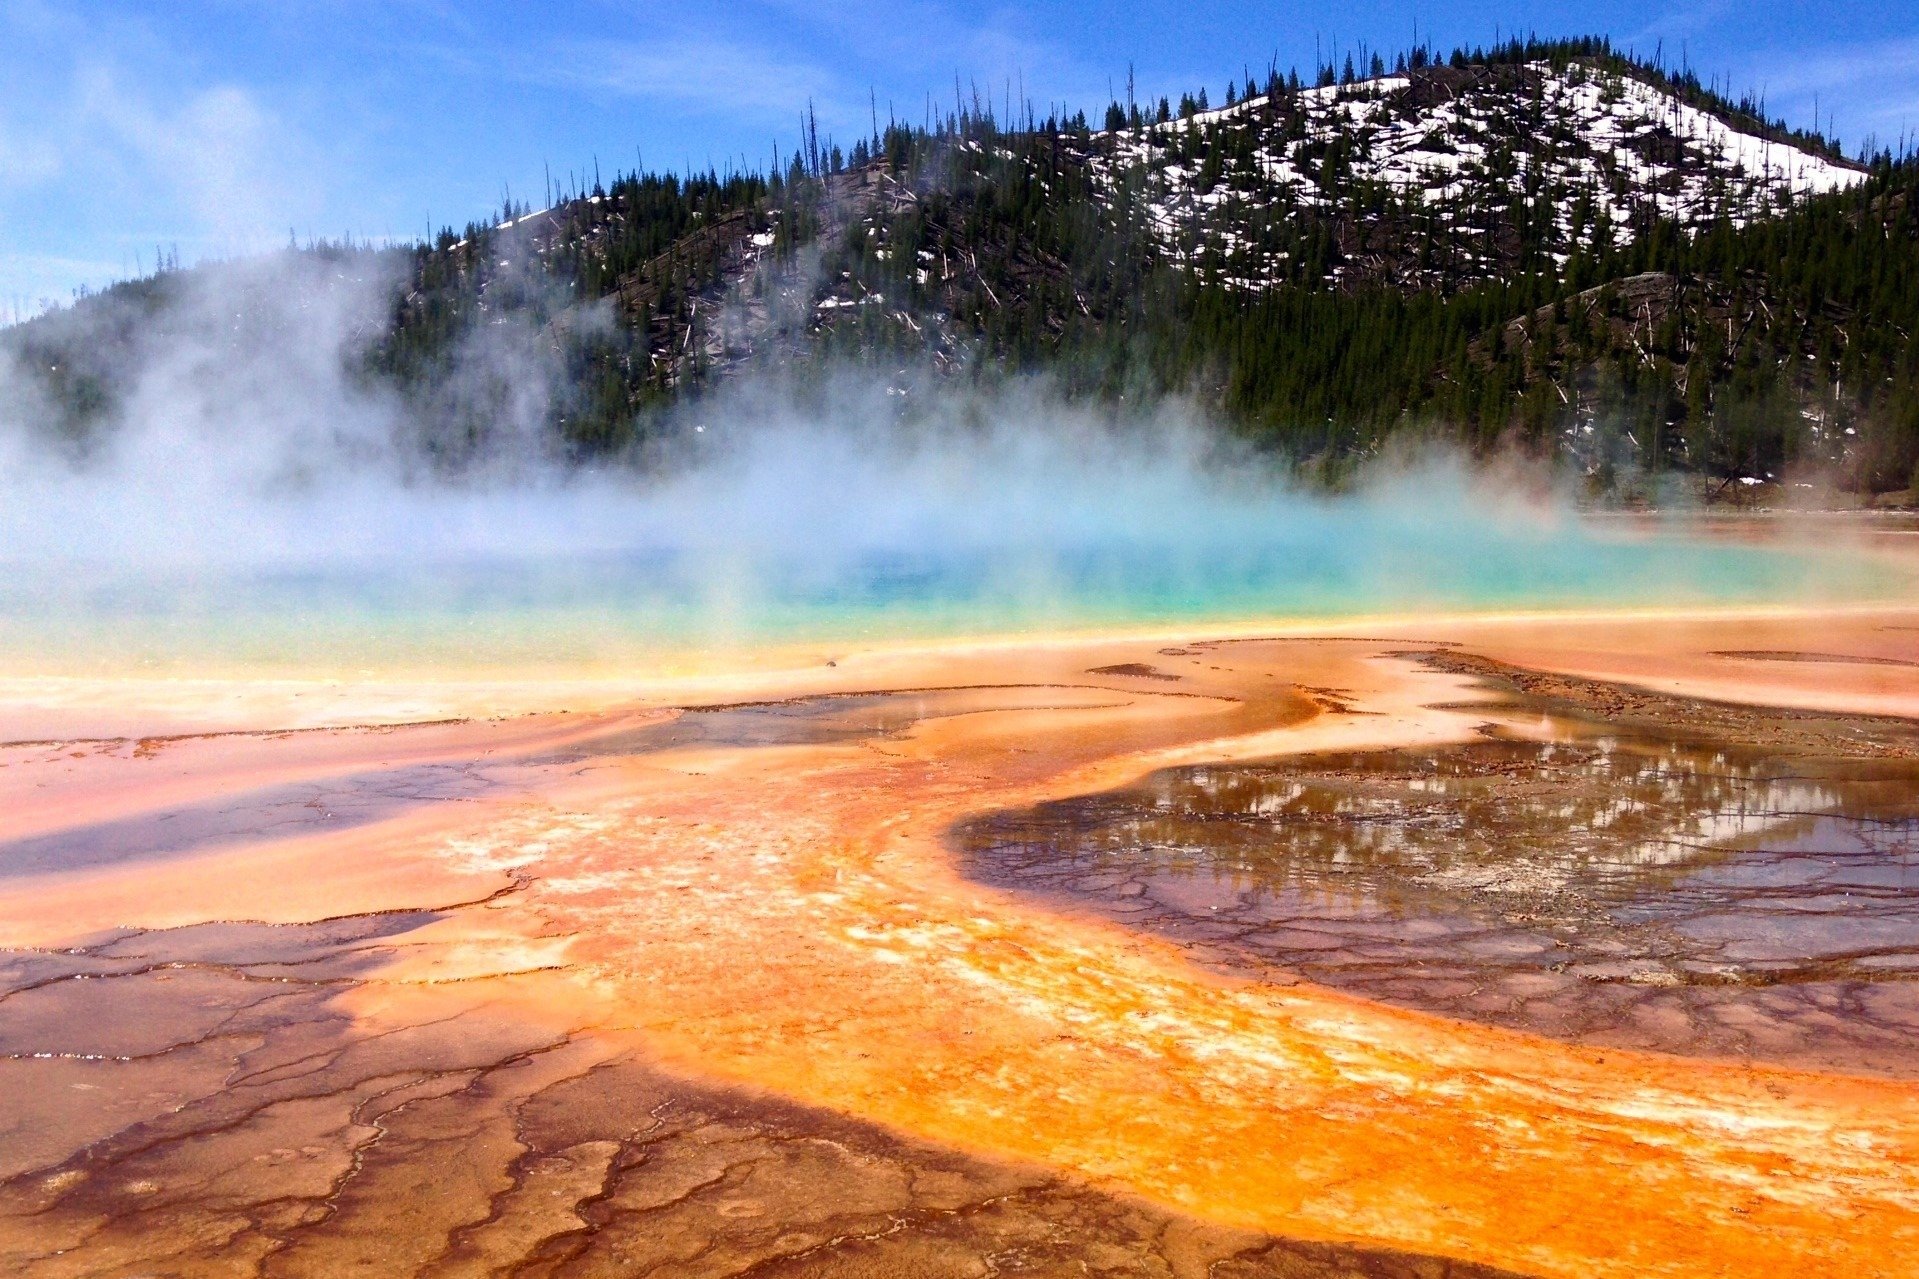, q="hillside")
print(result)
[1097,56,1862,290]
[7,35,1917,497]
